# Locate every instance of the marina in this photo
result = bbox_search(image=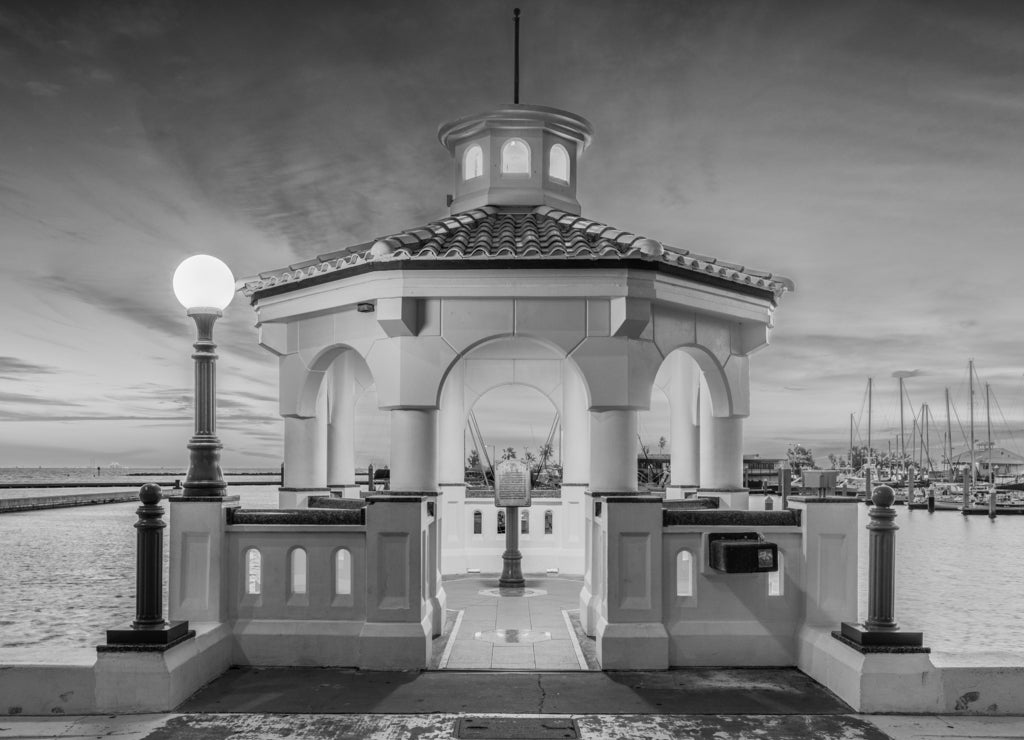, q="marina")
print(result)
[2,483,1023,662]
